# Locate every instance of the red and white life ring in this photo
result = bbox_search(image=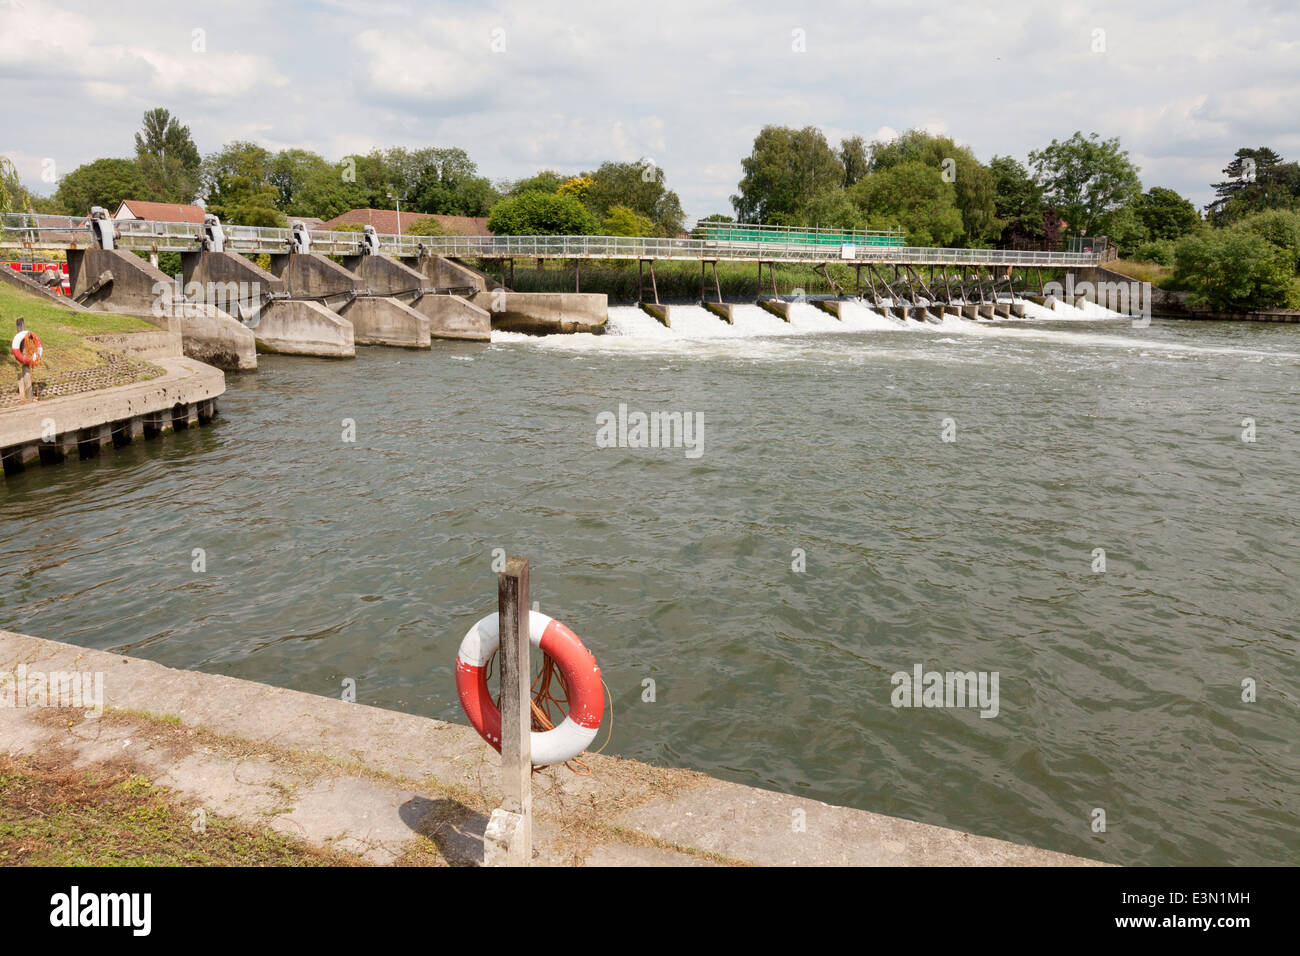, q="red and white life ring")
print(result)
[11,330,42,367]
[455,611,603,766]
